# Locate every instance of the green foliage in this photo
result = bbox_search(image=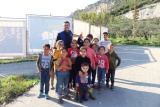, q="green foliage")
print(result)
[0,56,37,64]
[0,75,39,104]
